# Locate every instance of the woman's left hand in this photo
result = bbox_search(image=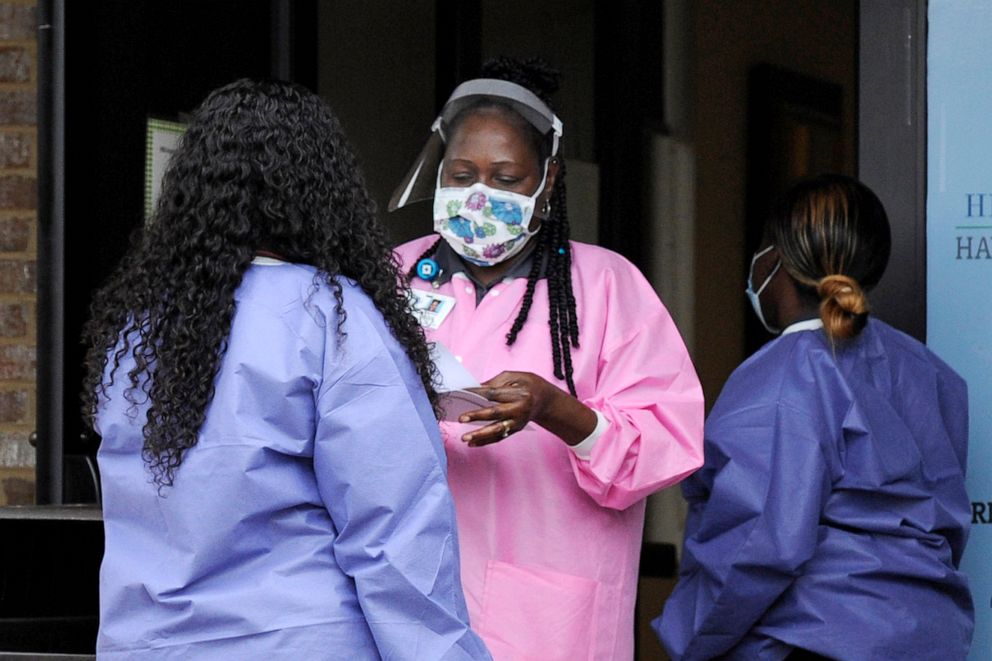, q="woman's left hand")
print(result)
[459,371,596,447]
